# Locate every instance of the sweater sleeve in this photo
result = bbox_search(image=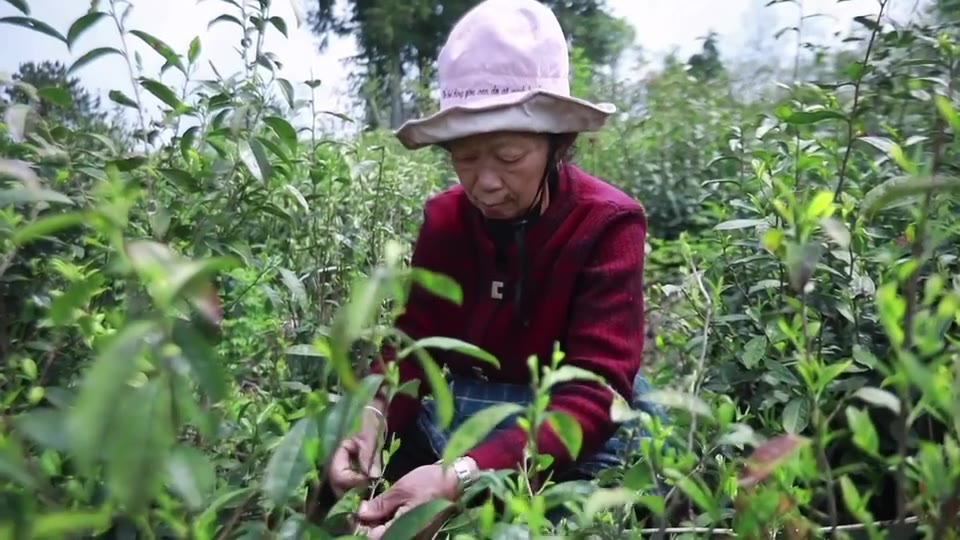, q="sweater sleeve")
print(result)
[368,212,438,435]
[465,208,647,473]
